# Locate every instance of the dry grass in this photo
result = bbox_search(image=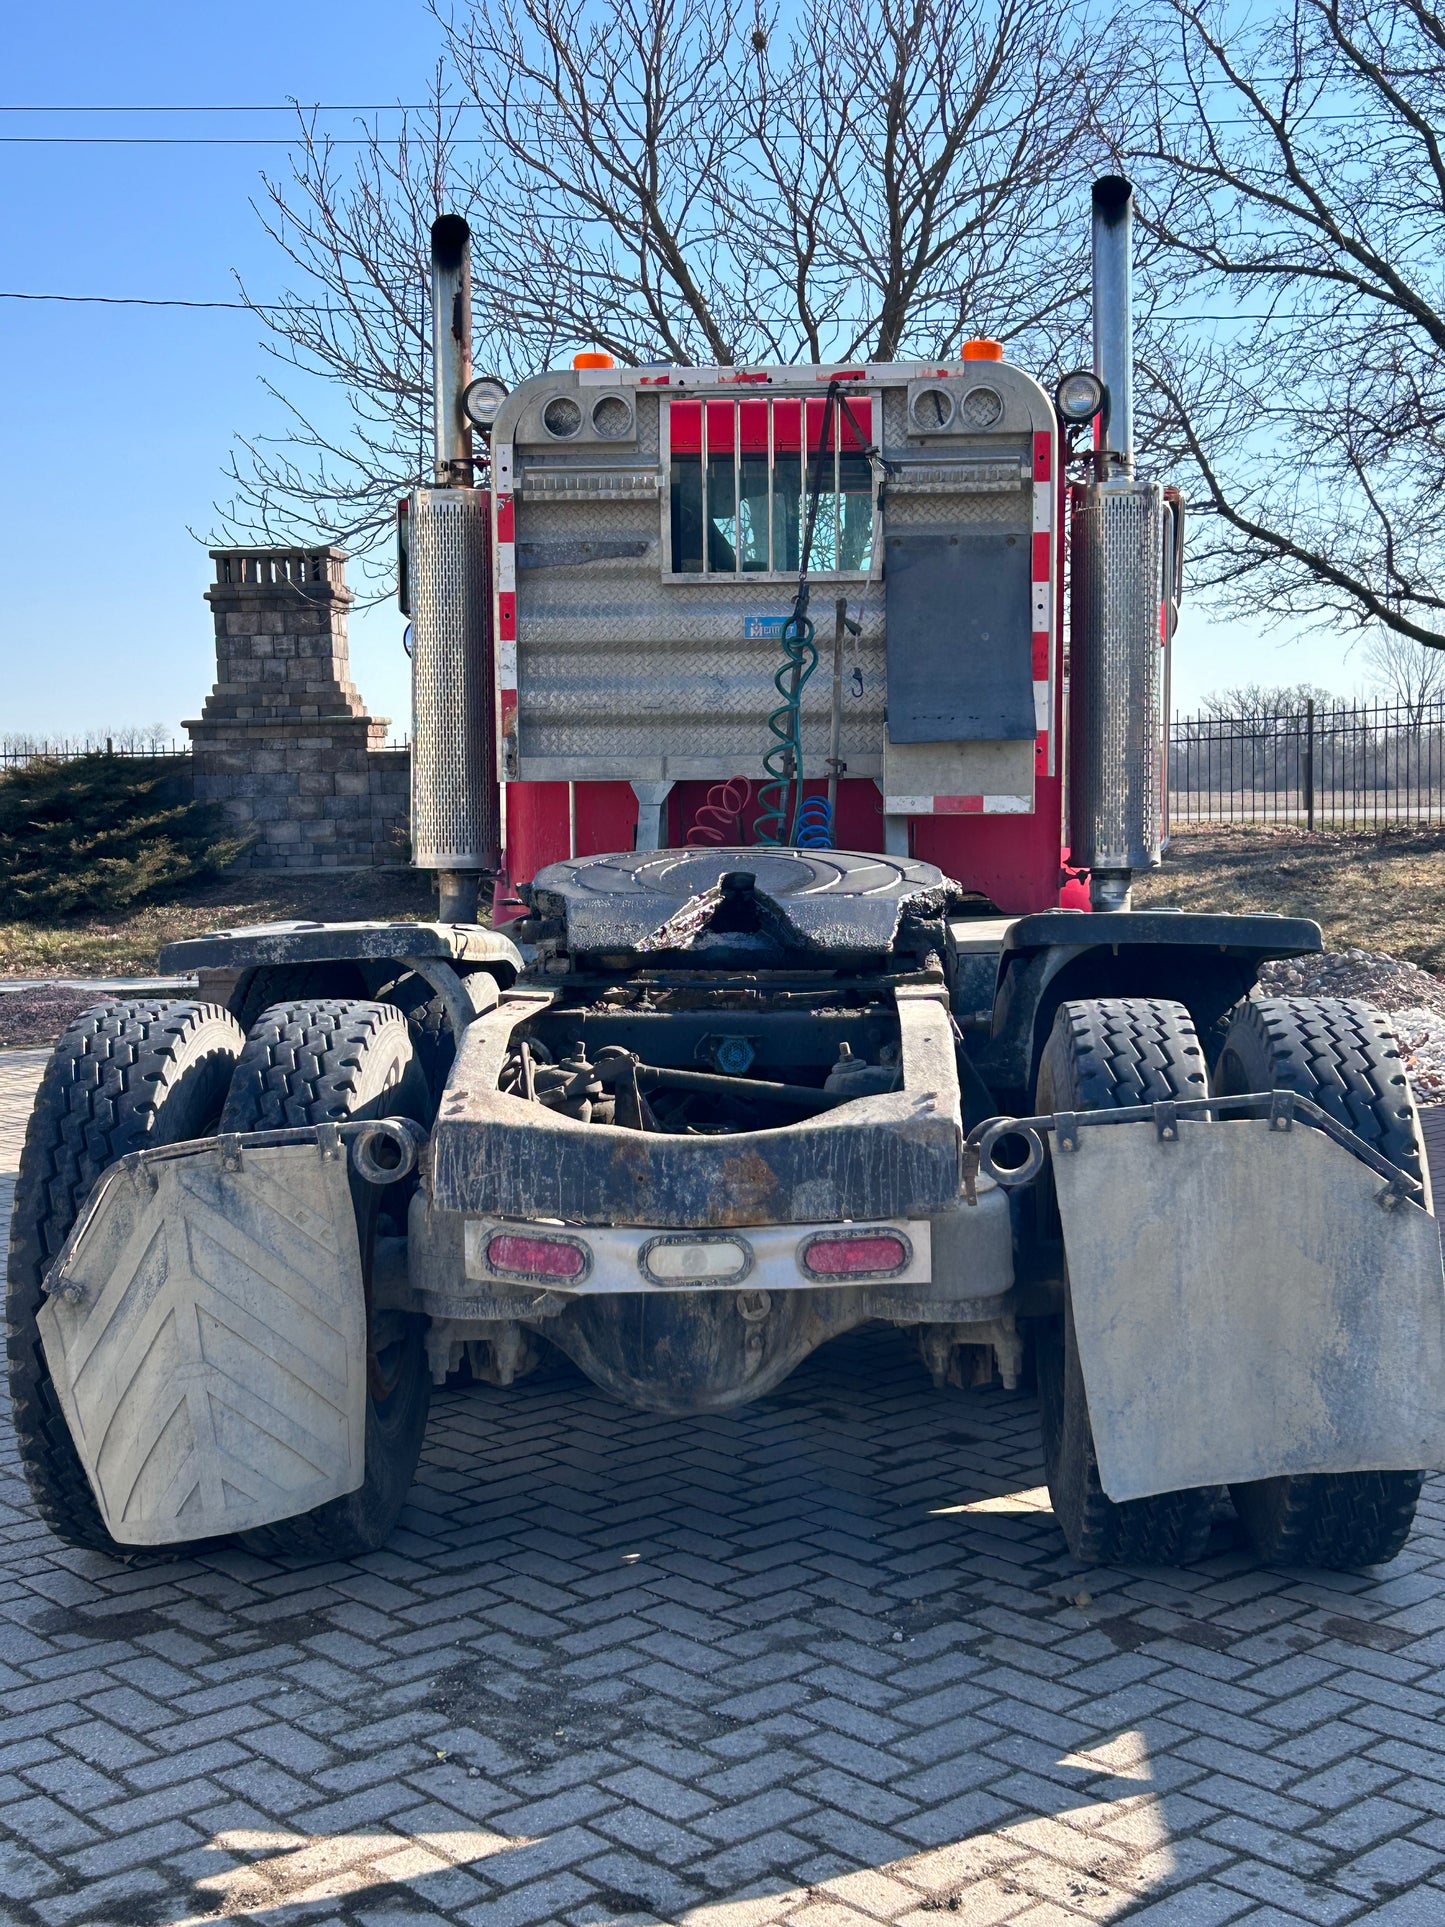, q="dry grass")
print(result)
[1135,824,1445,973]
[4,825,1442,981]
[0,869,435,978]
